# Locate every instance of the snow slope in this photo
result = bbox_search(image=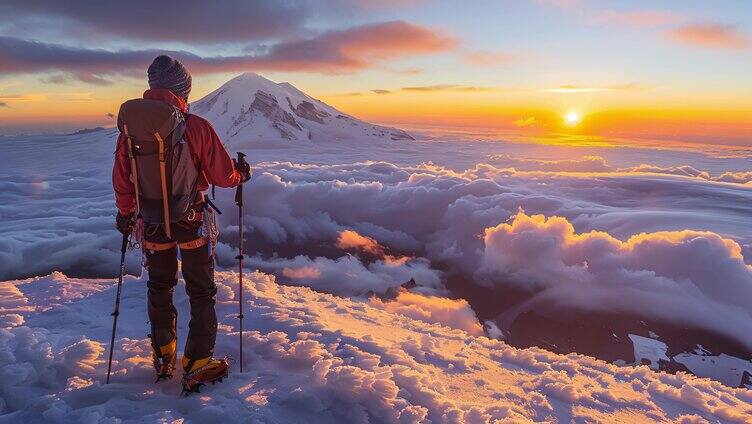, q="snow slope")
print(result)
[1,270,751,423]
[190,73,414,146]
